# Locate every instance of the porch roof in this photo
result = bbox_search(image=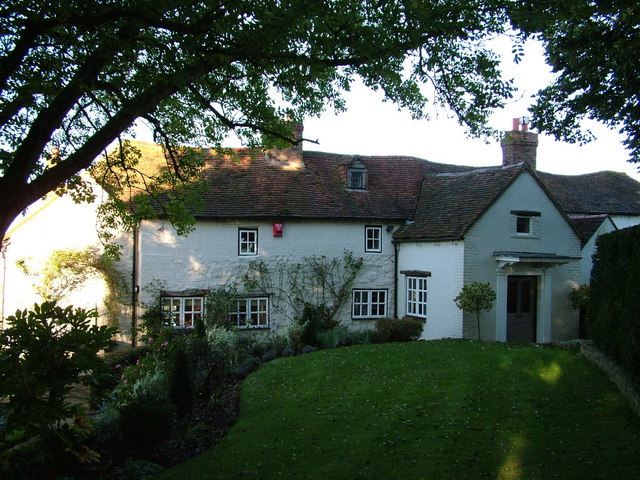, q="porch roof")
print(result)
[494,251,581,269]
